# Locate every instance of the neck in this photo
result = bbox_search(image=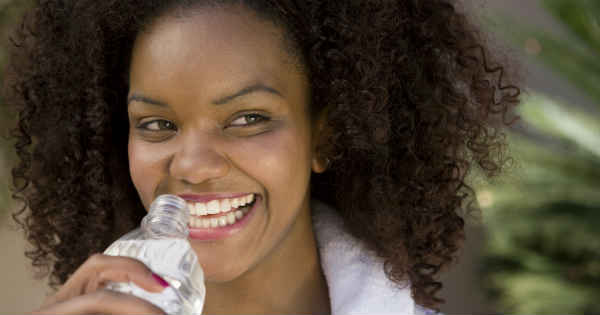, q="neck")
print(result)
[202,202,331,315]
